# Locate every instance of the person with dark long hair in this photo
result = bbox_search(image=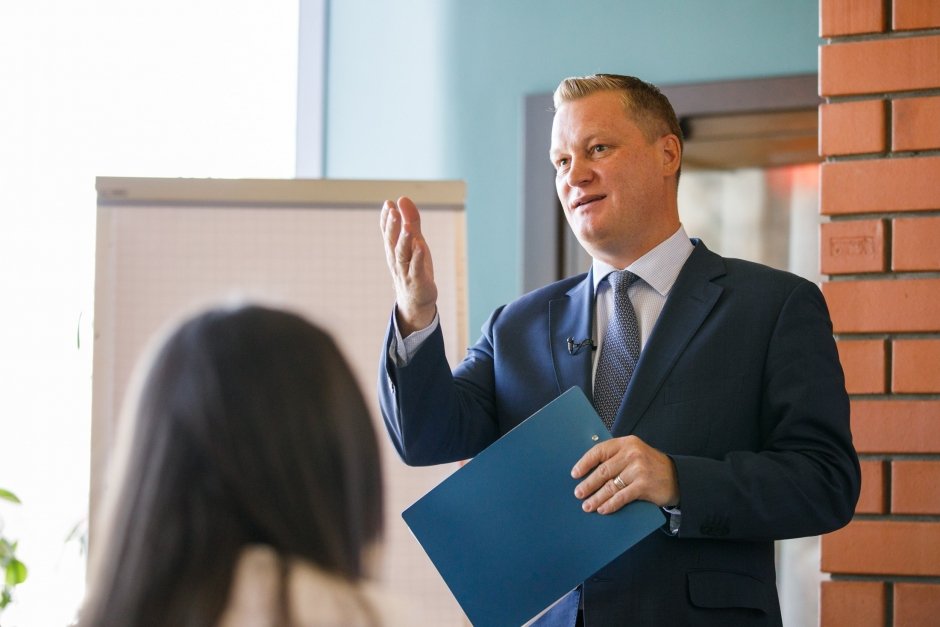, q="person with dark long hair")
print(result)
[79,304,405,626]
